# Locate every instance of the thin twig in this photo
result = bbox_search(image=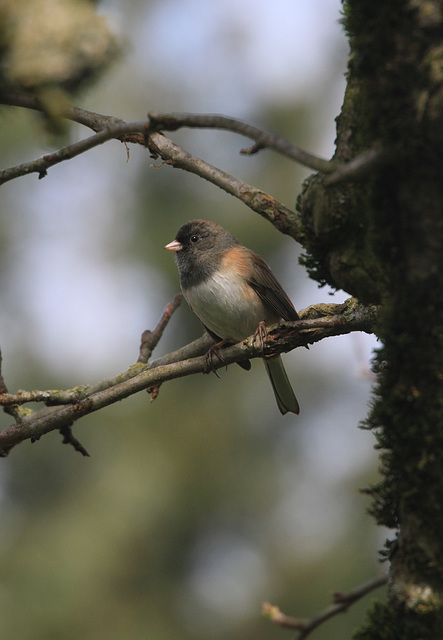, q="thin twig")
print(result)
[137,293,182,402]
[0,348,28,426]
[324,148,387,186]
[0,92,133,134]
[148,112,334,174]
[0,349,8,395]
[1,94,332,173]
[59,424,90,457]
[0,97,300,234]
[263,573,388,639]
[147,131,300,235]
[0,120,150,186]
[1,93,386,191]
[137,293,182,363]
[0,294,184,455]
